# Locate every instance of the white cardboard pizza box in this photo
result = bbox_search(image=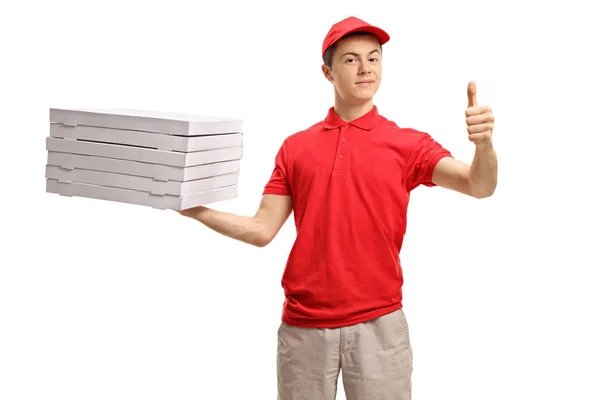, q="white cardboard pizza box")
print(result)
[46,152,241,182]
[46,152,240,182]
[46,137,243,168]
[49,108,243,136]
[46,179,239,210]
[49,123,244,152]
[46,165,240,196]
